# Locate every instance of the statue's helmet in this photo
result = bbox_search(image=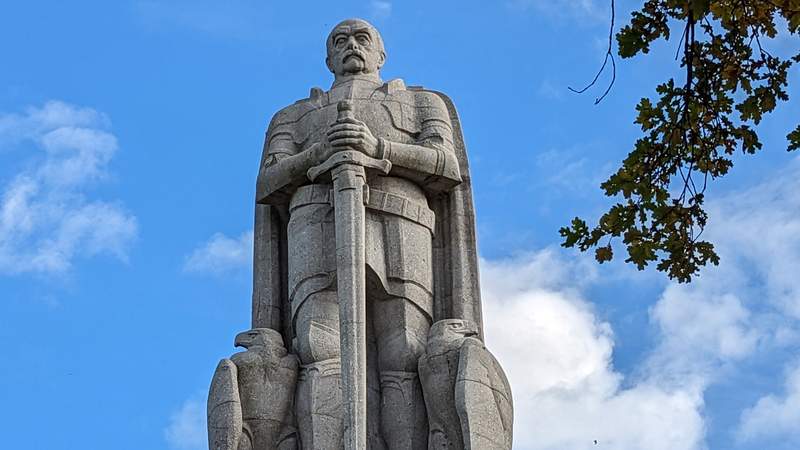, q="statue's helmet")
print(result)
[234,328,285,350]
[326,18,386,77]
